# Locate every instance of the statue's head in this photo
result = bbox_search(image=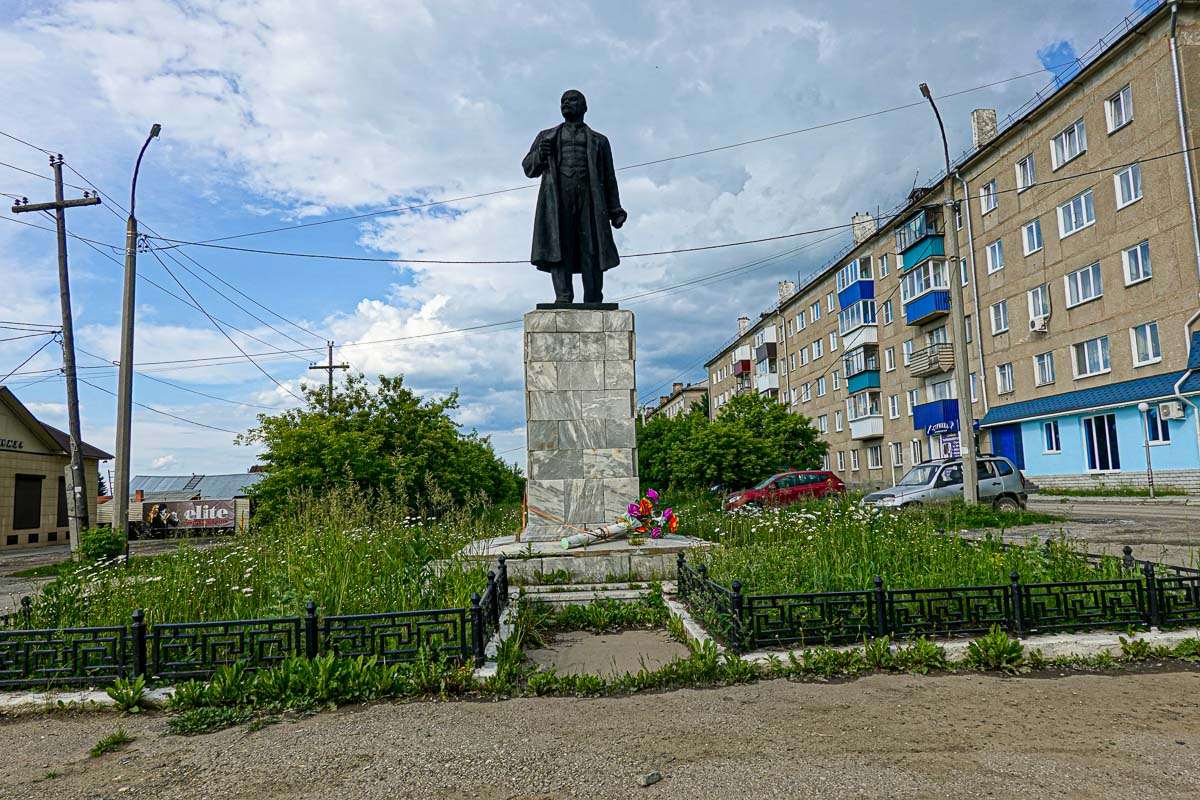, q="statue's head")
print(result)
[560,90,587,122]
